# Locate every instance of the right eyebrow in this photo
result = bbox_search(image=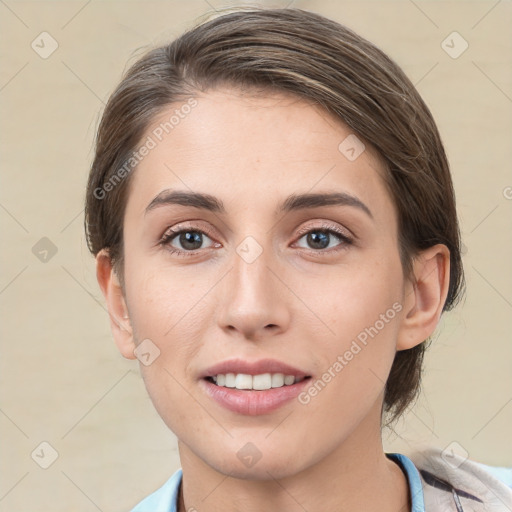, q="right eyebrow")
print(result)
[145,190,226,215]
